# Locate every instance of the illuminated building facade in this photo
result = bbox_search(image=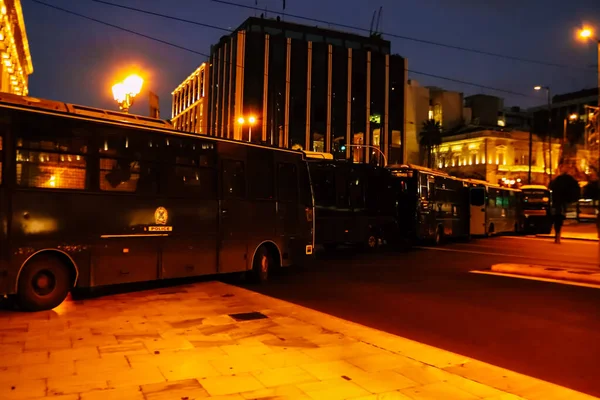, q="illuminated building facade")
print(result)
[206,17,407,165]
[0,0,33,96]
[435,129,563,186]
[171,63,208,134]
